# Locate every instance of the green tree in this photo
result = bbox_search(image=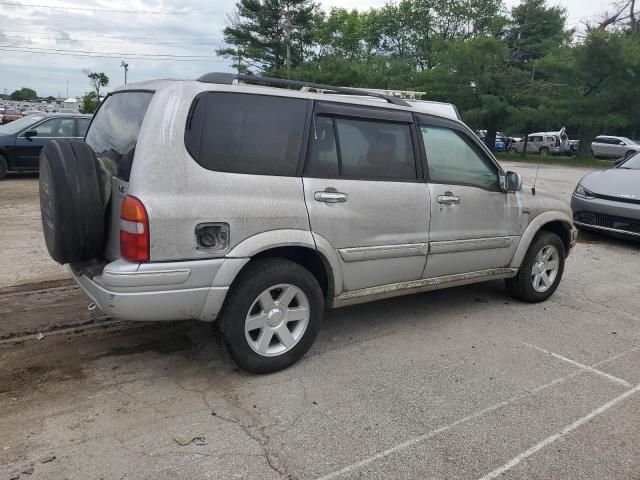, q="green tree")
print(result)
[218,0,318,76]
[507,0,573,66]
[538,28,640,157]
[84,71,109,98]
[79,91,100,114]
[9,87,38,101]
